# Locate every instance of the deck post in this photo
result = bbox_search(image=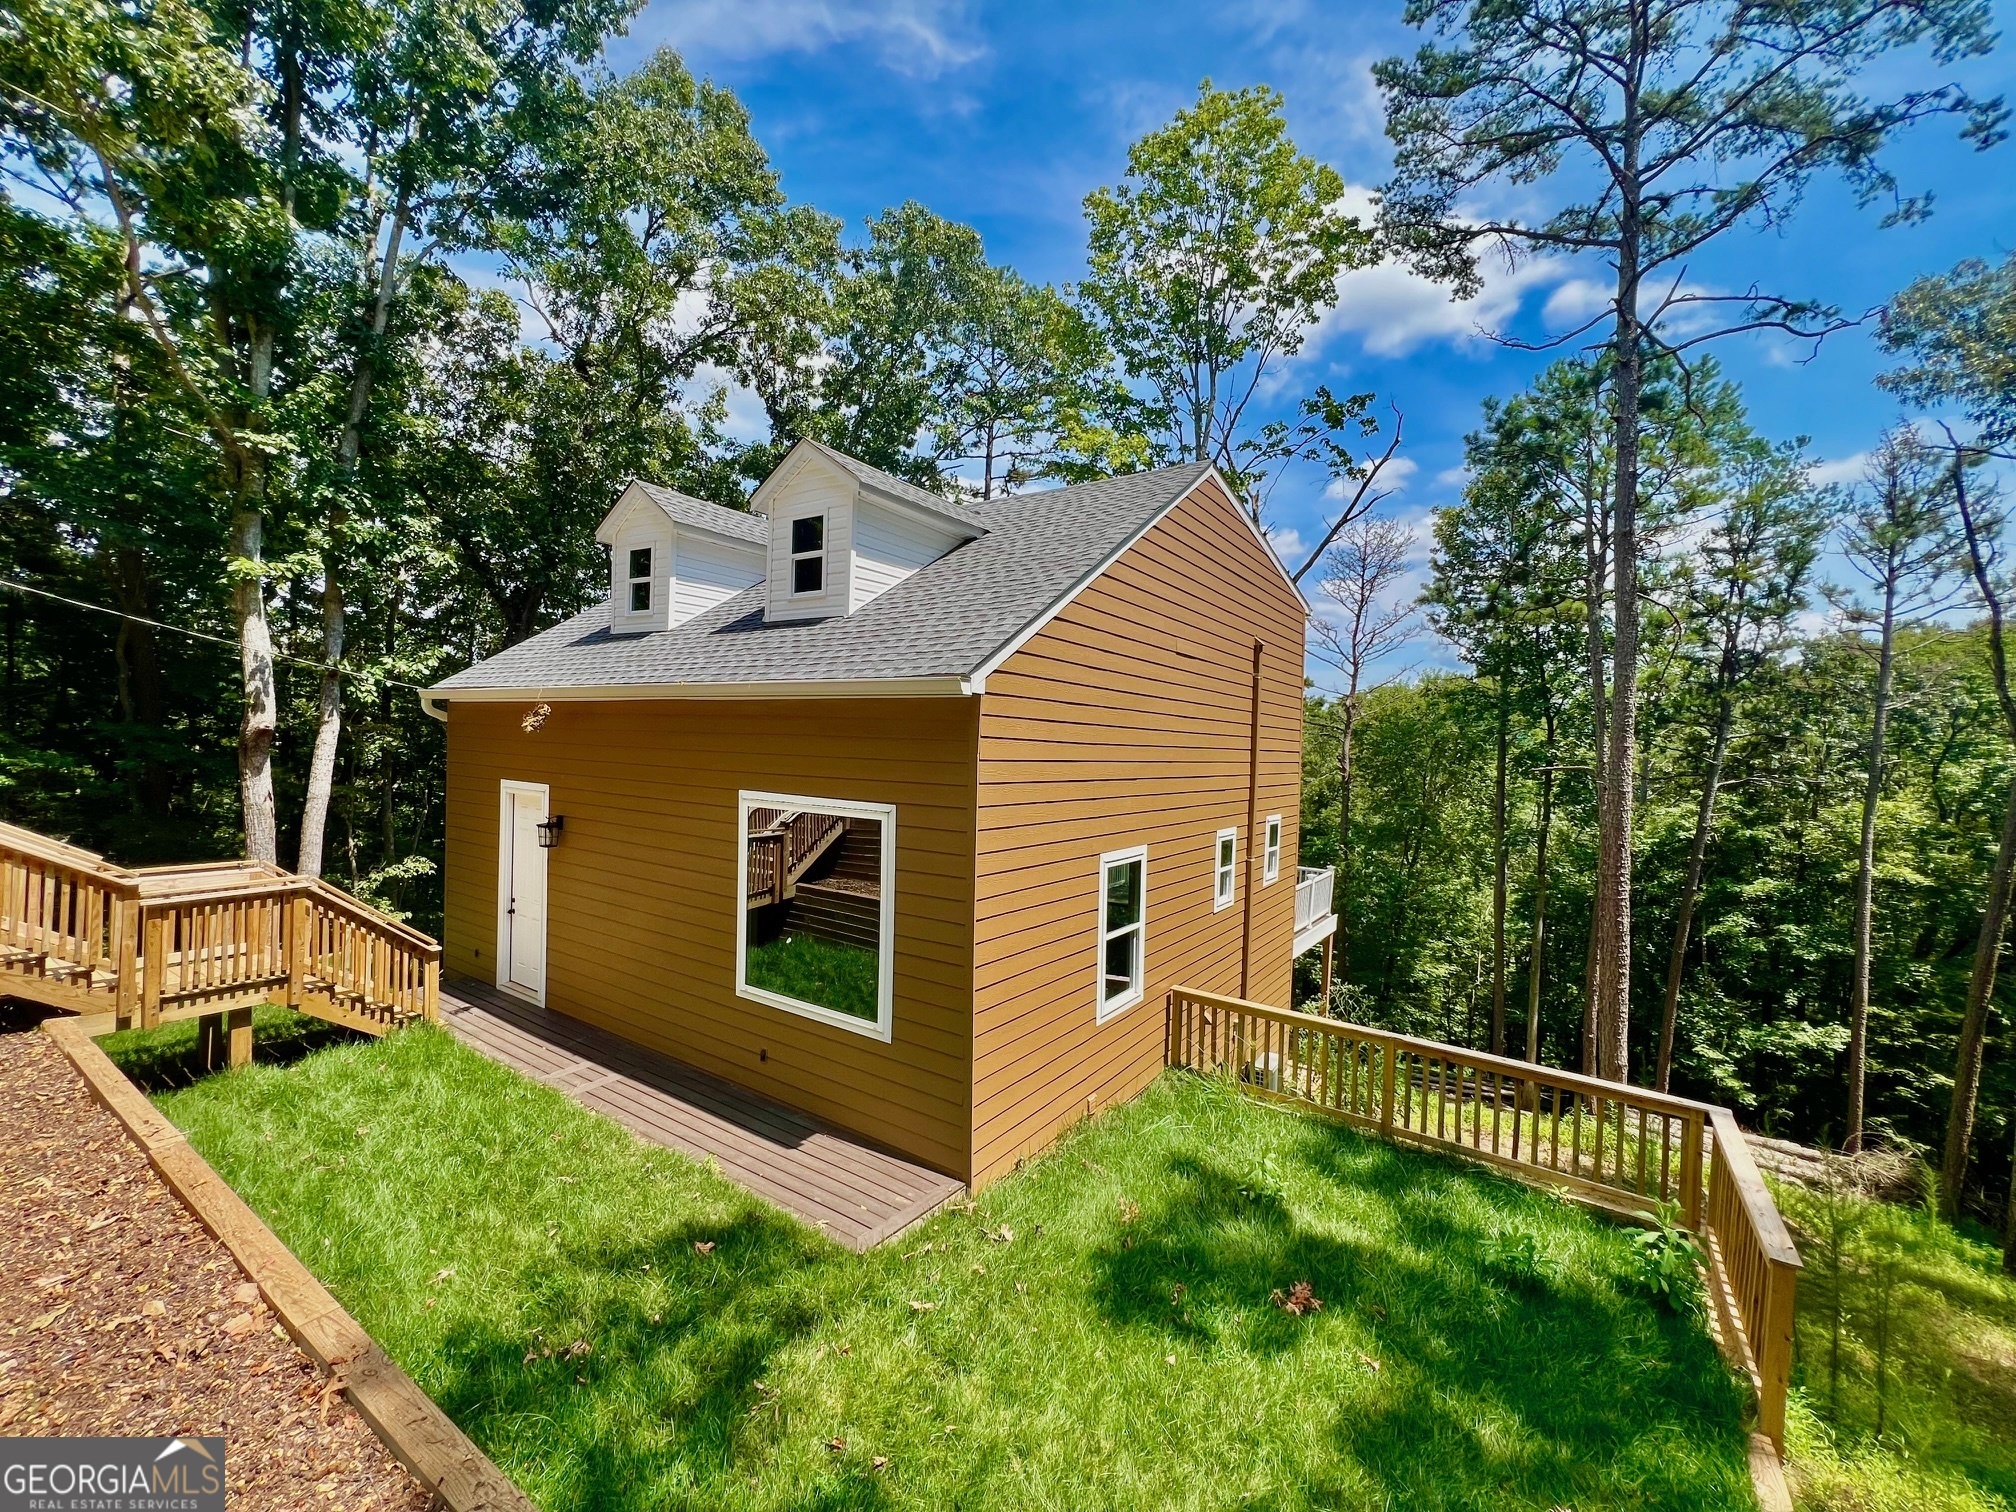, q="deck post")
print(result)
[1380,1039,1396,1135]
[424,954,440,1021]
[1680,1109,1705,1233]
[197,1013,225,1071]
[287,892,309,1008]
[111,896,138,1030]
[140,910,165,1030]
[226,1005,254,1067]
